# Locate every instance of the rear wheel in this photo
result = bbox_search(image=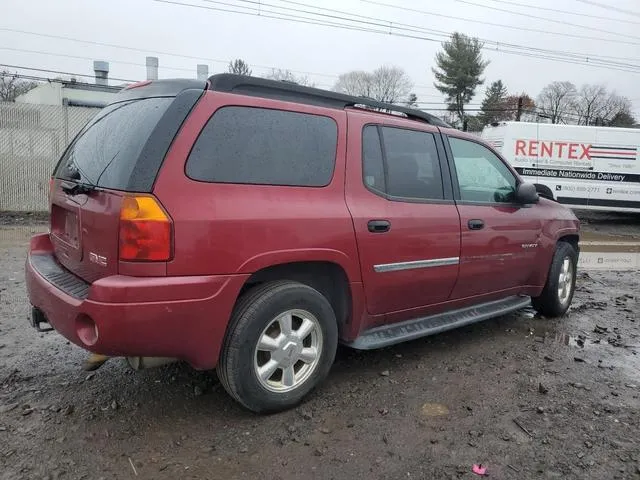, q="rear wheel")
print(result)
[217,281,338,413]
[532,242,578,317]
